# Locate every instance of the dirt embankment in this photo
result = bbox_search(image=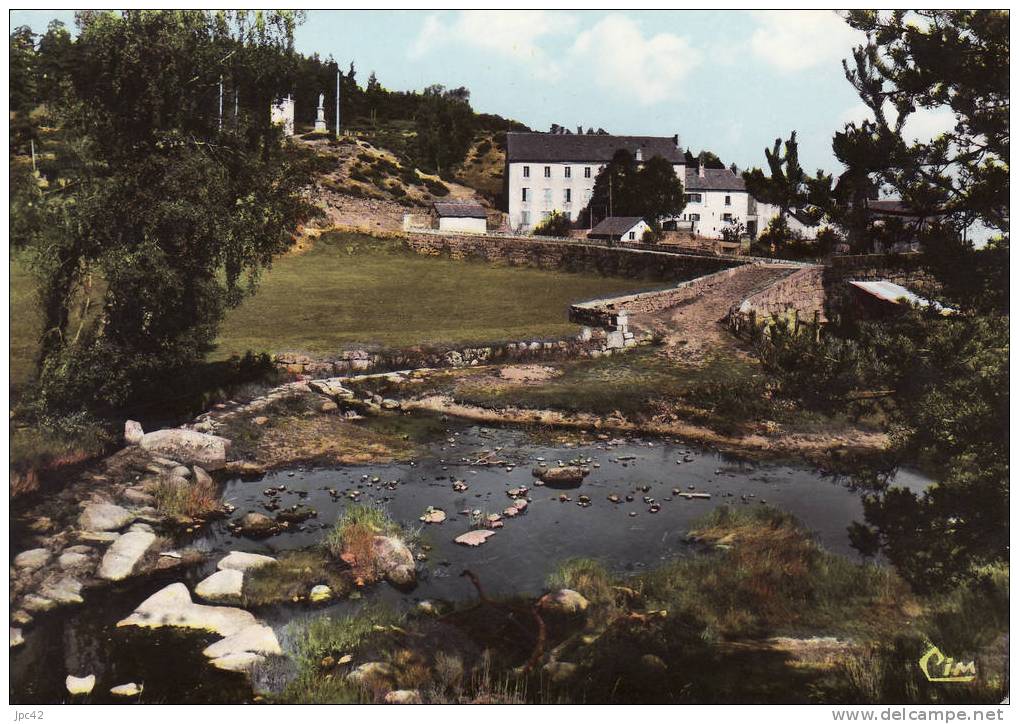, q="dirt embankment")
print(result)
[401,394,889,466]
